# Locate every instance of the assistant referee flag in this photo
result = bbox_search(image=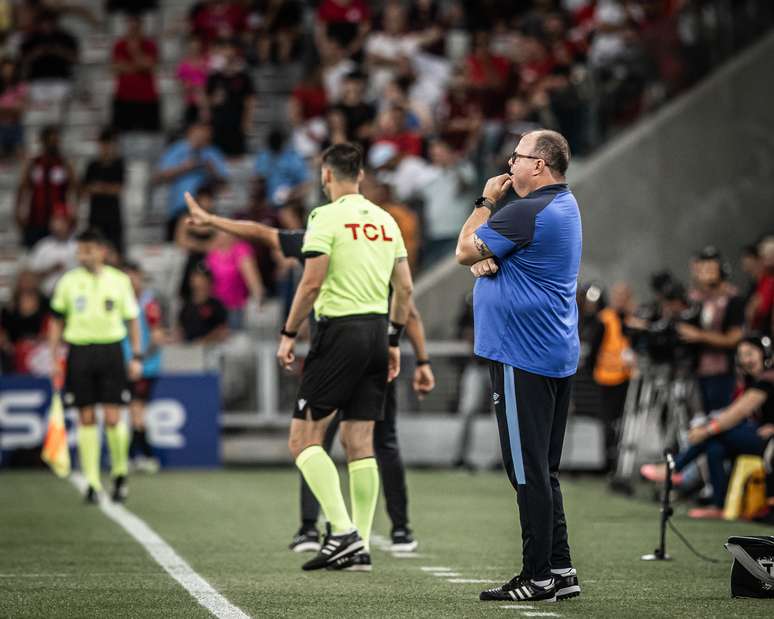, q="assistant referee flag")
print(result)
[41,391,70,478]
